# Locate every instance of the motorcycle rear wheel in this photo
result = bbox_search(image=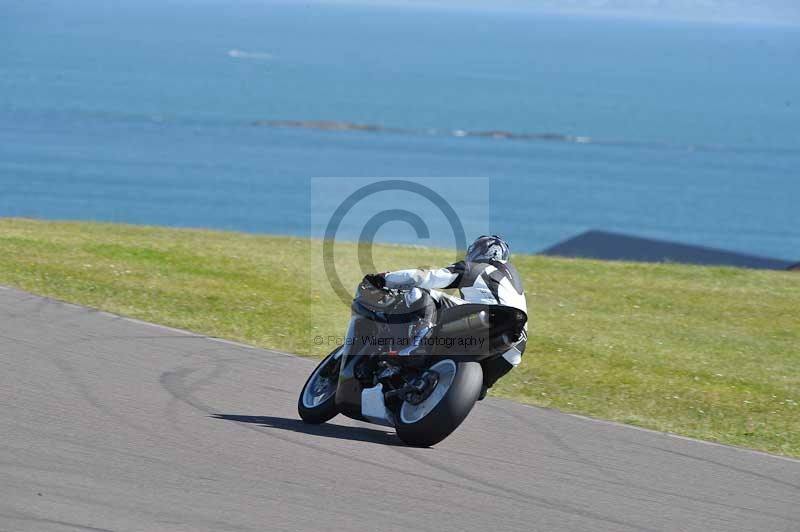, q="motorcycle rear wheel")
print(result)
[395,359,482,447]
[298,348,341,424]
